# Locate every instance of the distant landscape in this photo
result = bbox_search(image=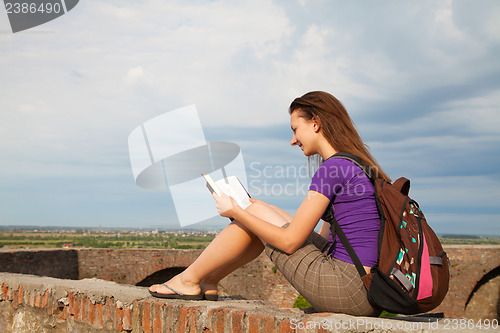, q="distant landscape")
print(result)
[0,227,216,250]
[0,226,498,250]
